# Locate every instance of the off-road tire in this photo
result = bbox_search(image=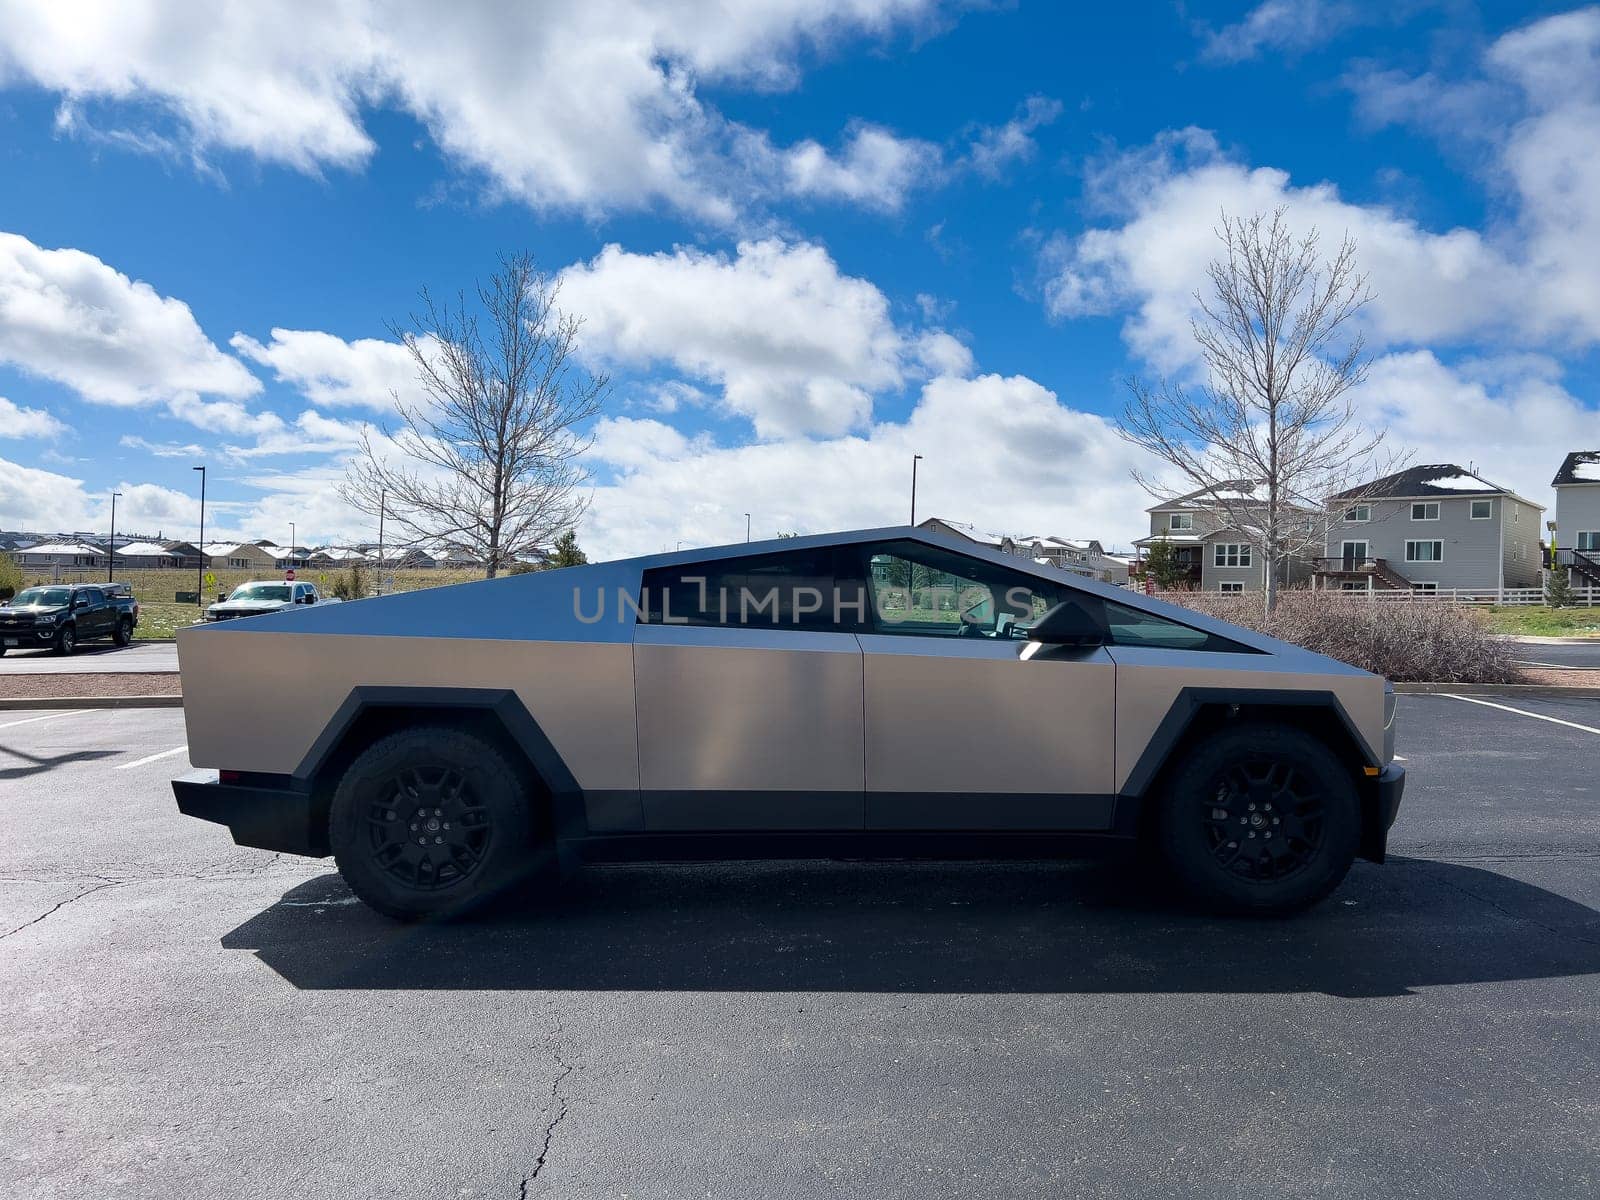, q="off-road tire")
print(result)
[53,625,75,656]
[329,726,540,921]
[1153,722,1360,915]
[113,618,133,646]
